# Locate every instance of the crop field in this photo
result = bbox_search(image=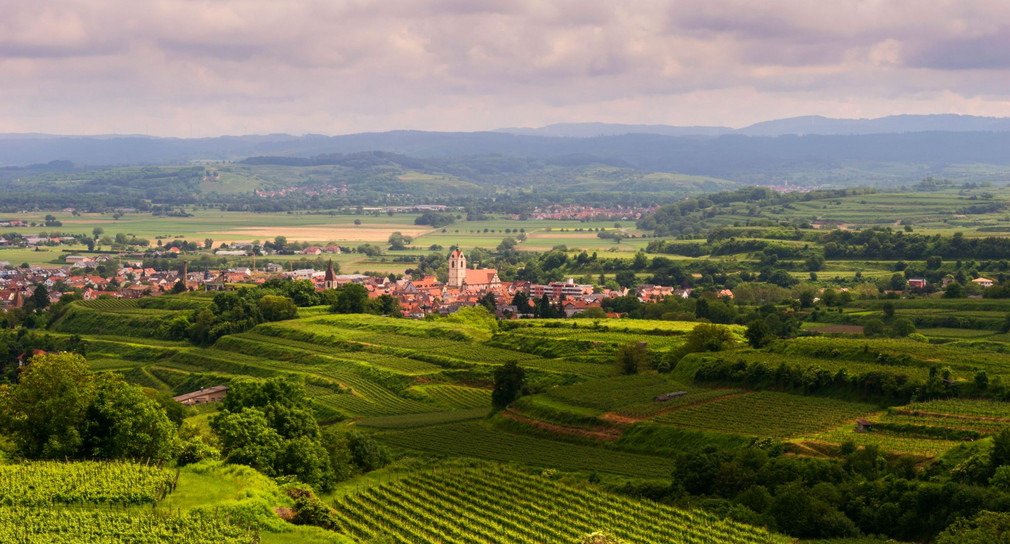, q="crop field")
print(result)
[329,463,788,544]
[651,392,877,439]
